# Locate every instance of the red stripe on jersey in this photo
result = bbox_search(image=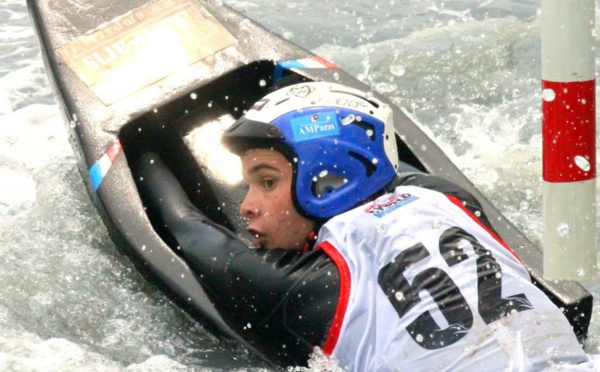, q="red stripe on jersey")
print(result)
[445,195,524,265]
[318,240,351,356]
